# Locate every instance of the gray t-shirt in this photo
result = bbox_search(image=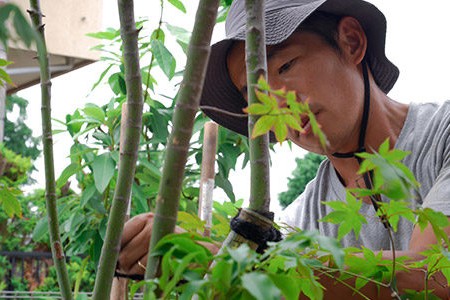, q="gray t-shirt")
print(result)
[282,101,450,250]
